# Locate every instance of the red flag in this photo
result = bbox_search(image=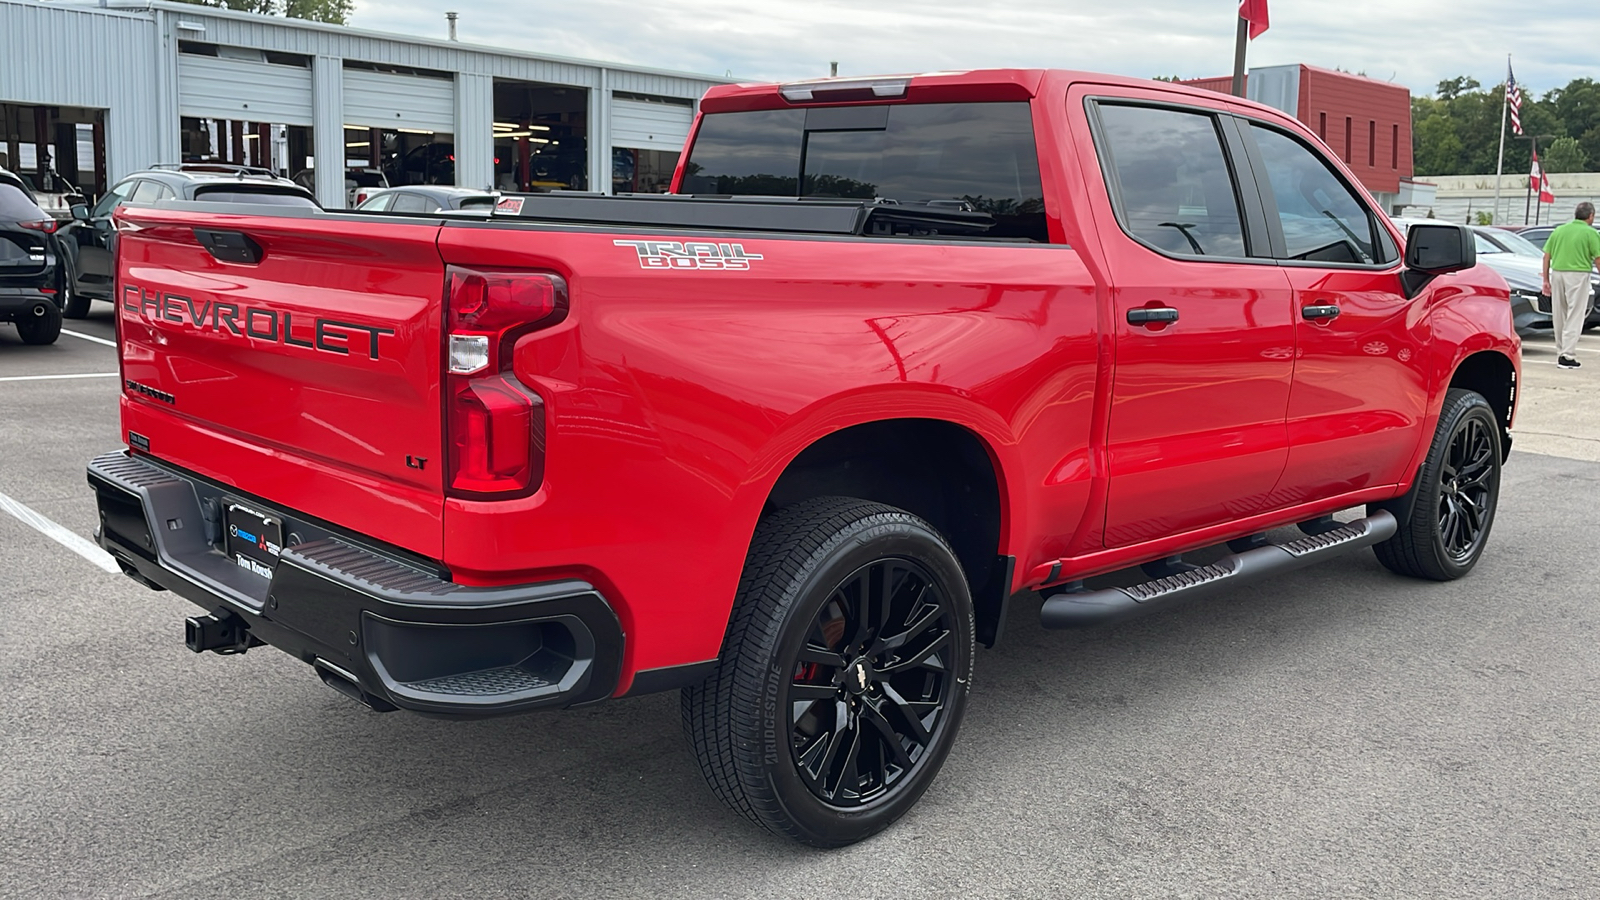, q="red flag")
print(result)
[1239,0,1270,39]
[1531,148,1556,204]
